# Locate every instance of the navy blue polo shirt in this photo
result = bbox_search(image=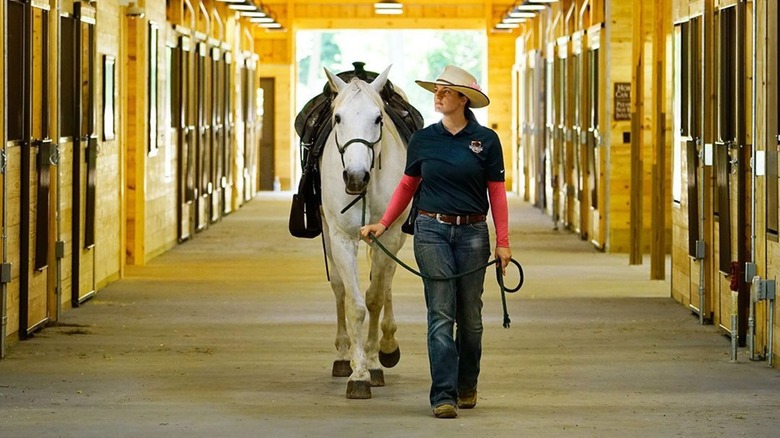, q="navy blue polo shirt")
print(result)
[404,119,505,216]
